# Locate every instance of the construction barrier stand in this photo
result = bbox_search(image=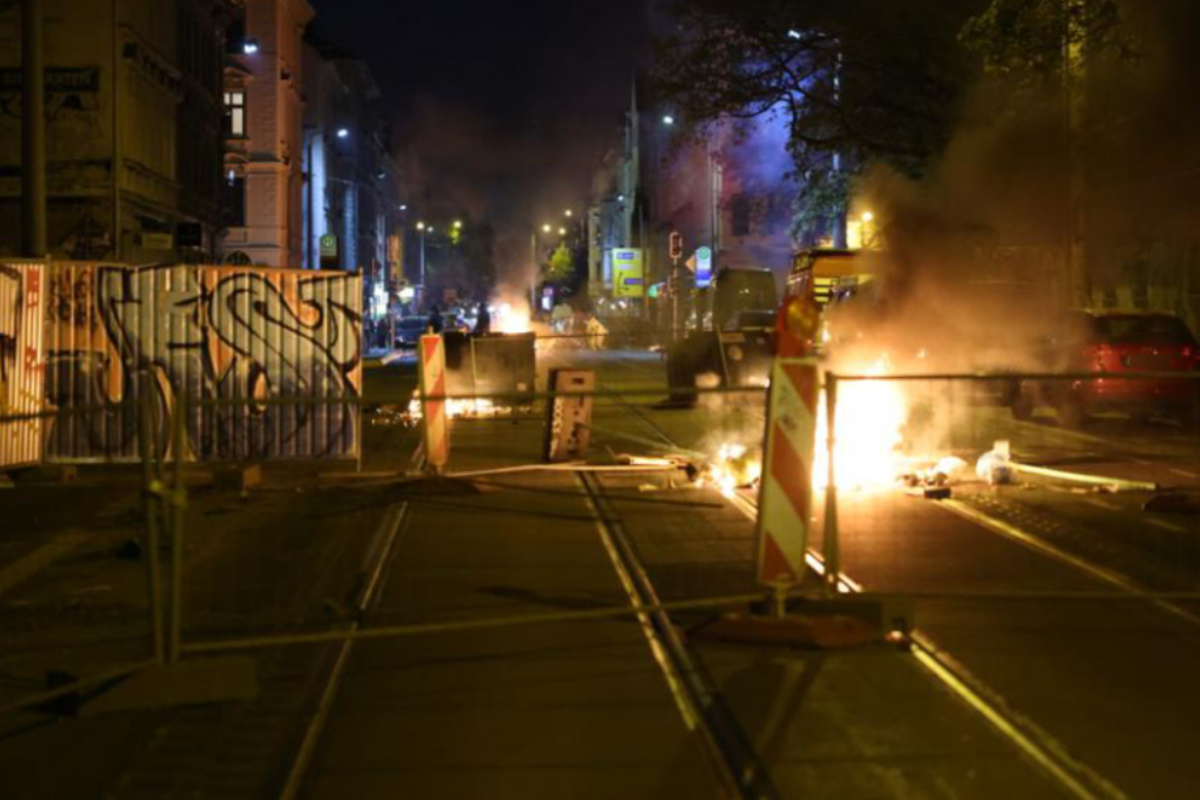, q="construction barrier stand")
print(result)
[419,334,449,473]
[756,295,821,590]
